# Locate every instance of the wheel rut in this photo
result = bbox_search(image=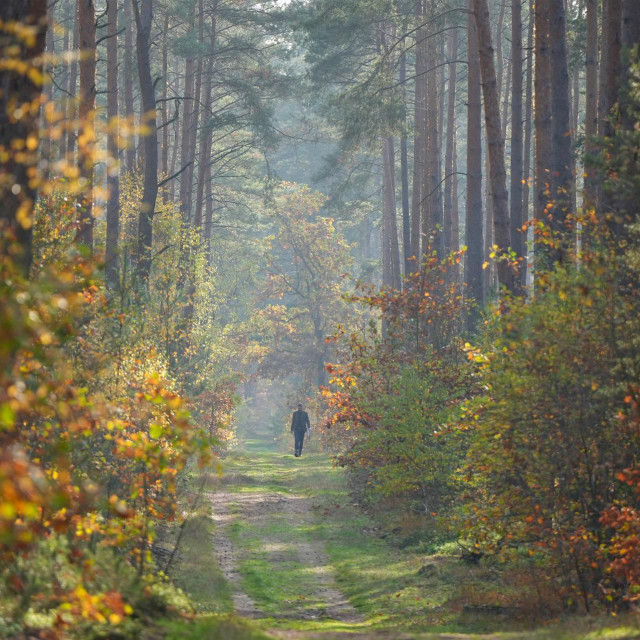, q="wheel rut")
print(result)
[209,471,362,624]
